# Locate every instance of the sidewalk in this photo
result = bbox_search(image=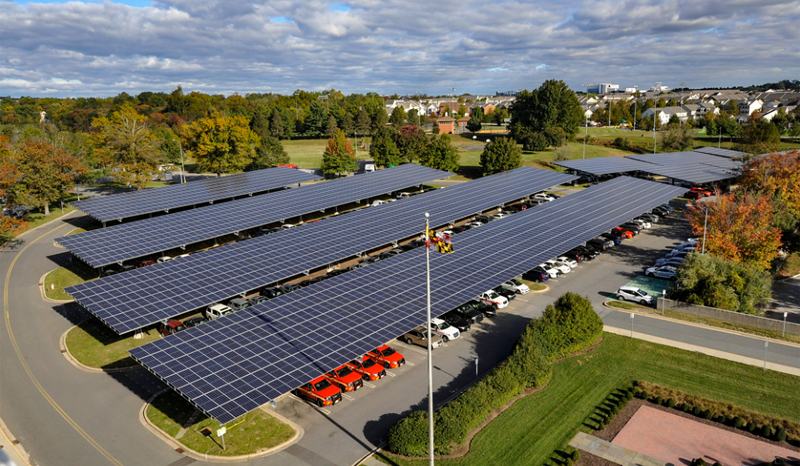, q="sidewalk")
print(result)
[0,416,30,466]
